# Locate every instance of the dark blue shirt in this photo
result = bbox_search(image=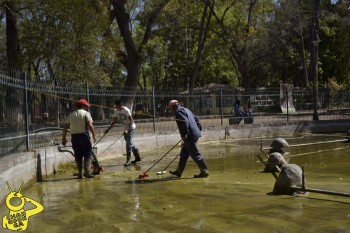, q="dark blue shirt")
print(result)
[175,107,201,139]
